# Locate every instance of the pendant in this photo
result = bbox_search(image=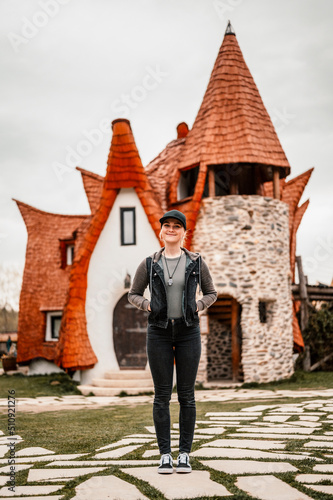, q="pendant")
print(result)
[168,278,173,286]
